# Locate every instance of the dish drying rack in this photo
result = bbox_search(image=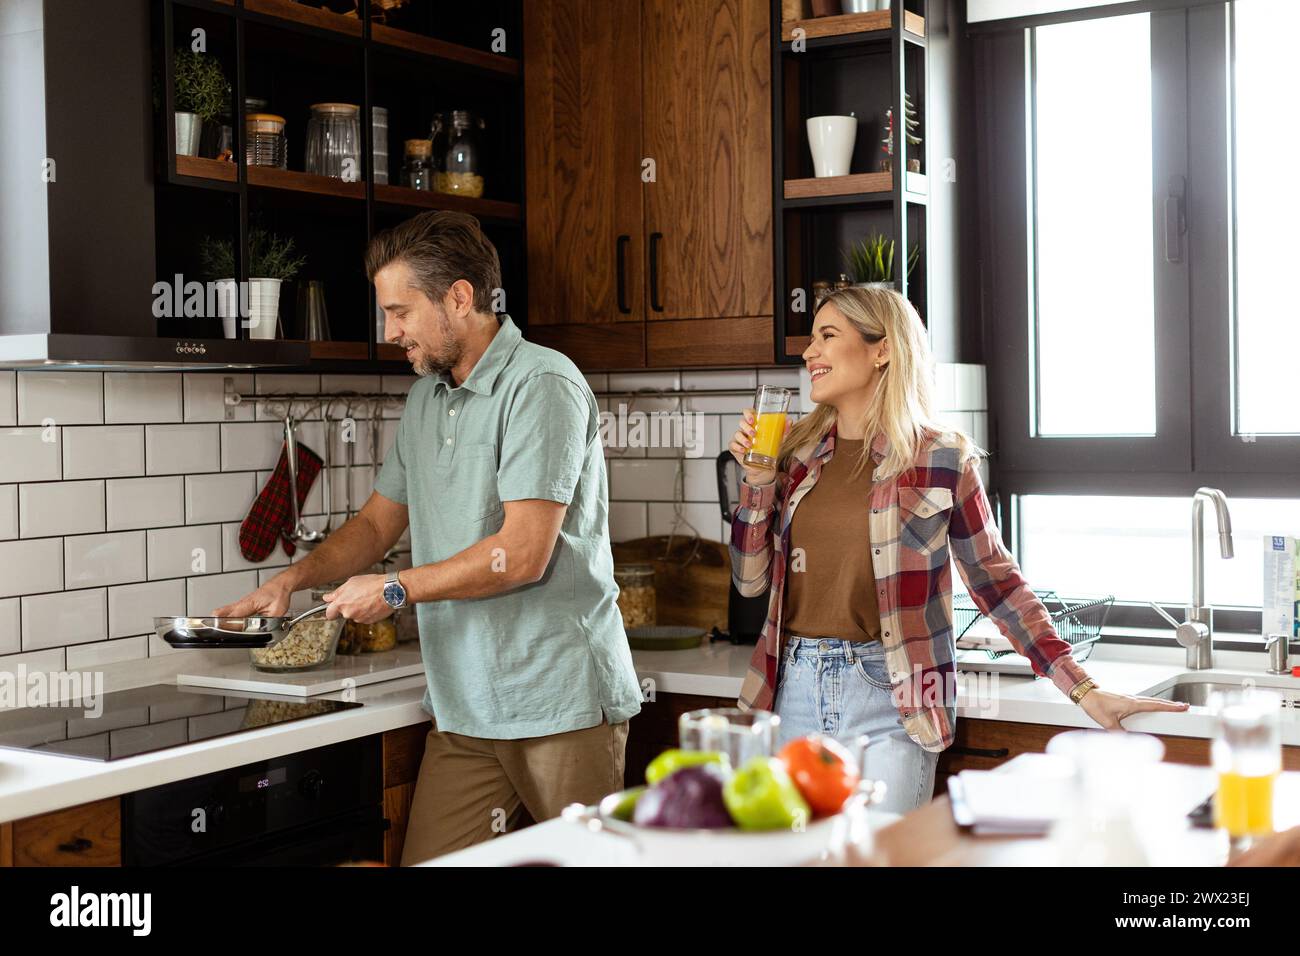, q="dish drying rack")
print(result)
[953,589,1113,664]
